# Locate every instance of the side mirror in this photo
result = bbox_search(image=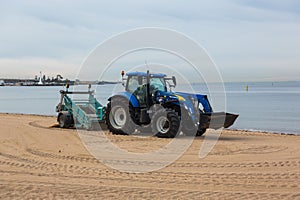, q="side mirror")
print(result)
[172,76,177,87]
